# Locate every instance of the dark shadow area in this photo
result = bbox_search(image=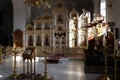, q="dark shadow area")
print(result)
[84,49,120,79]
[0,0,13,46]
